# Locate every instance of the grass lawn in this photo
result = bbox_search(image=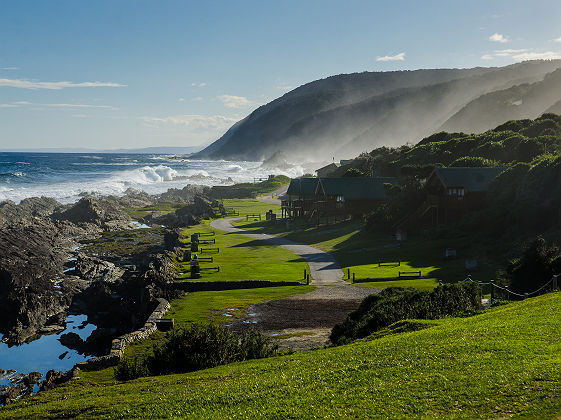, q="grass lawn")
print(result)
[235,219,498,288]
[4,292,561,418]
[174,220,309,282]
[219,198,280,217]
